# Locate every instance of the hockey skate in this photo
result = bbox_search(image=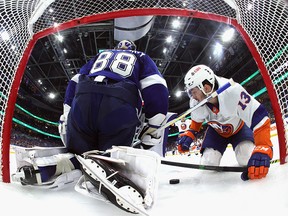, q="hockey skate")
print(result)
[76,154,148,215]
[11,146,82,189]
[13,165,40,185]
